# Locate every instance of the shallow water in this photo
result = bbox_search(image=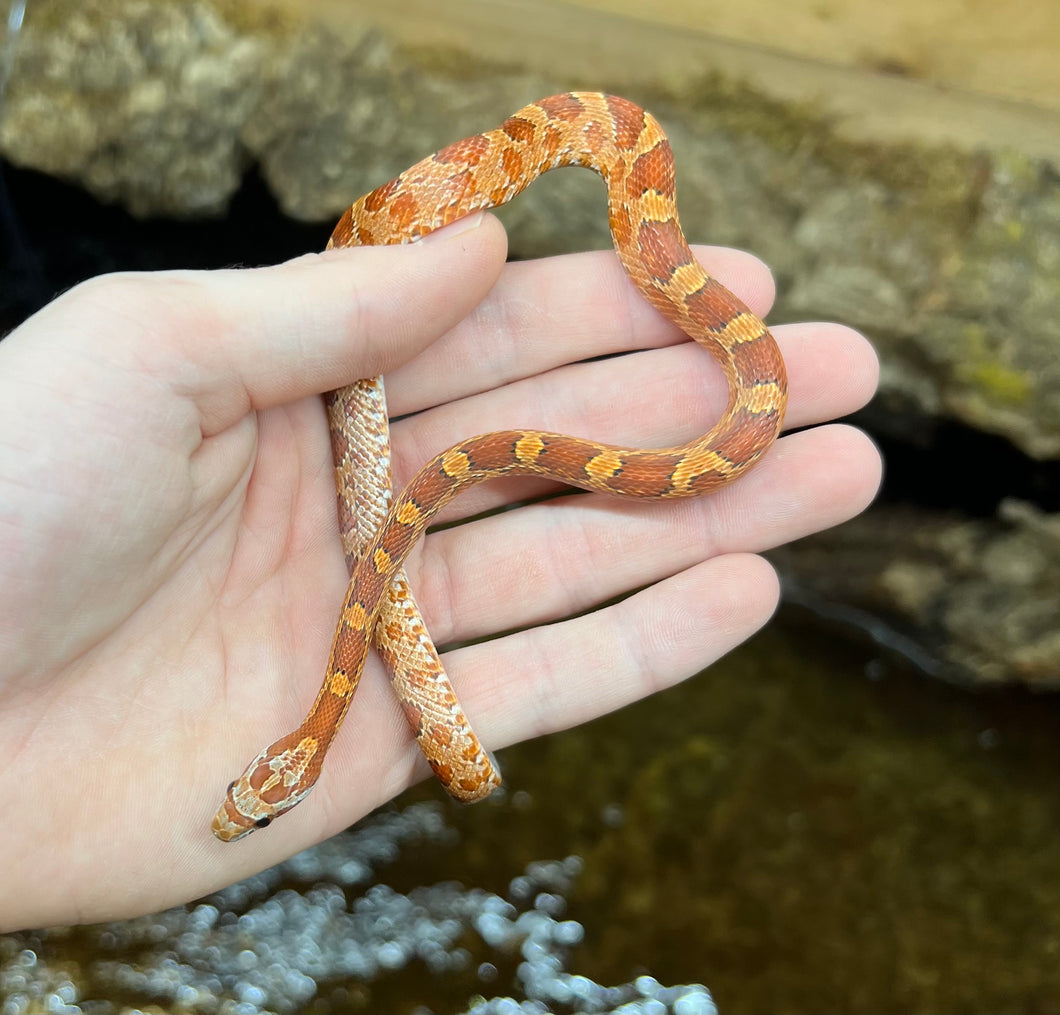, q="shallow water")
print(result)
[2,607,1058,1013]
